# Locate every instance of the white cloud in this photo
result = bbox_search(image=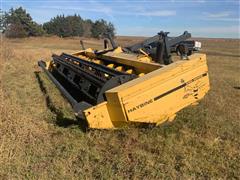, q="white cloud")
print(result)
[41,6,112,14]
[196,0,206,3]
[39,6,176,17]
[136,10,176,17]
[112,10,176,17]
[170,0,206,3]
[203,11,230,18]
[209,18,239,22]
[89,0,113,14]
[202,11,240,22]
